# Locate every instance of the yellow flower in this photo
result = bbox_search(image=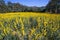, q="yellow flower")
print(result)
[44,22,47,27]
[12,31,16,35]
